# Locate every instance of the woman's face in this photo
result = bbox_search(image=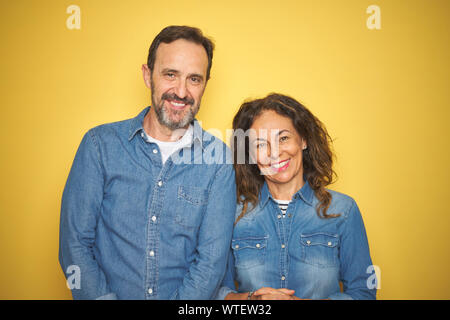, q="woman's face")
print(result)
[249,110,307,187]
